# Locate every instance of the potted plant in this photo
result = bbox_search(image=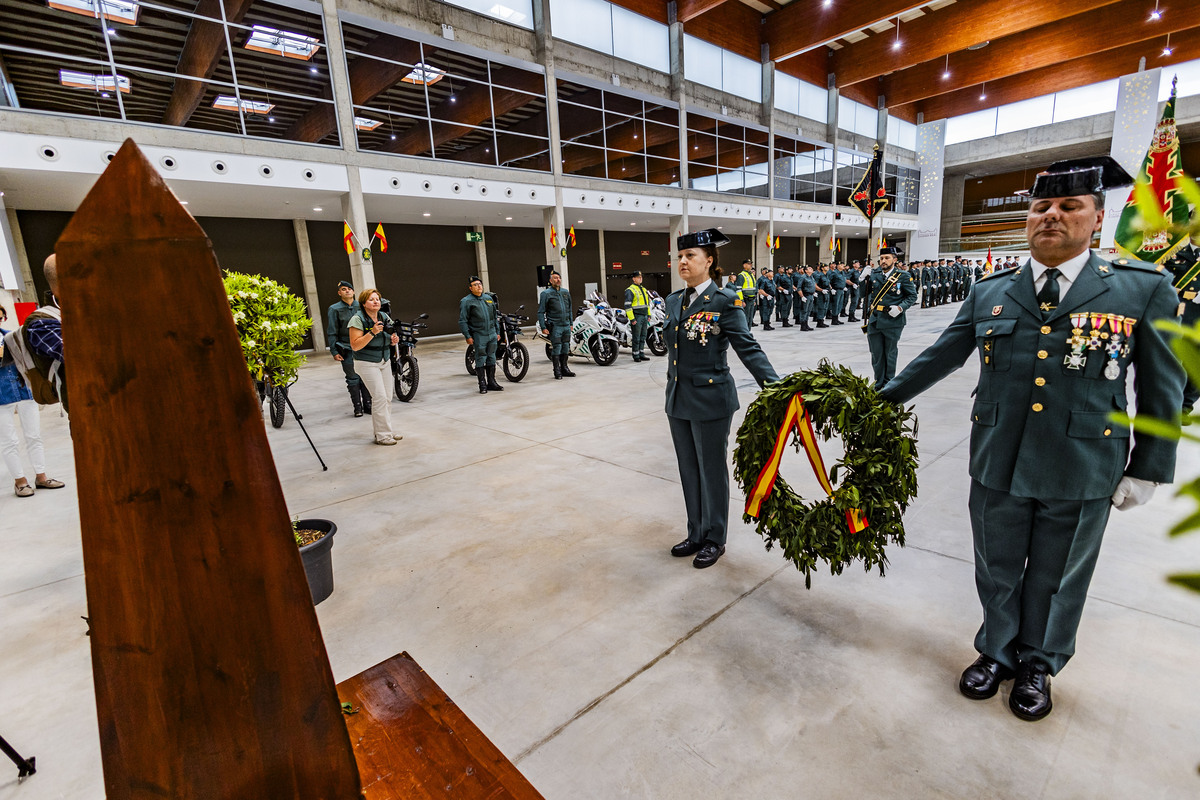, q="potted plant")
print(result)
[294,518,338,605]
[223,271,312,417]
